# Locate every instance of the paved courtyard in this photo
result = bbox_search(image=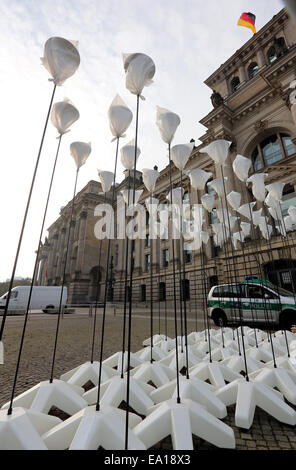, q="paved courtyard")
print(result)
[1,309,296,450]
